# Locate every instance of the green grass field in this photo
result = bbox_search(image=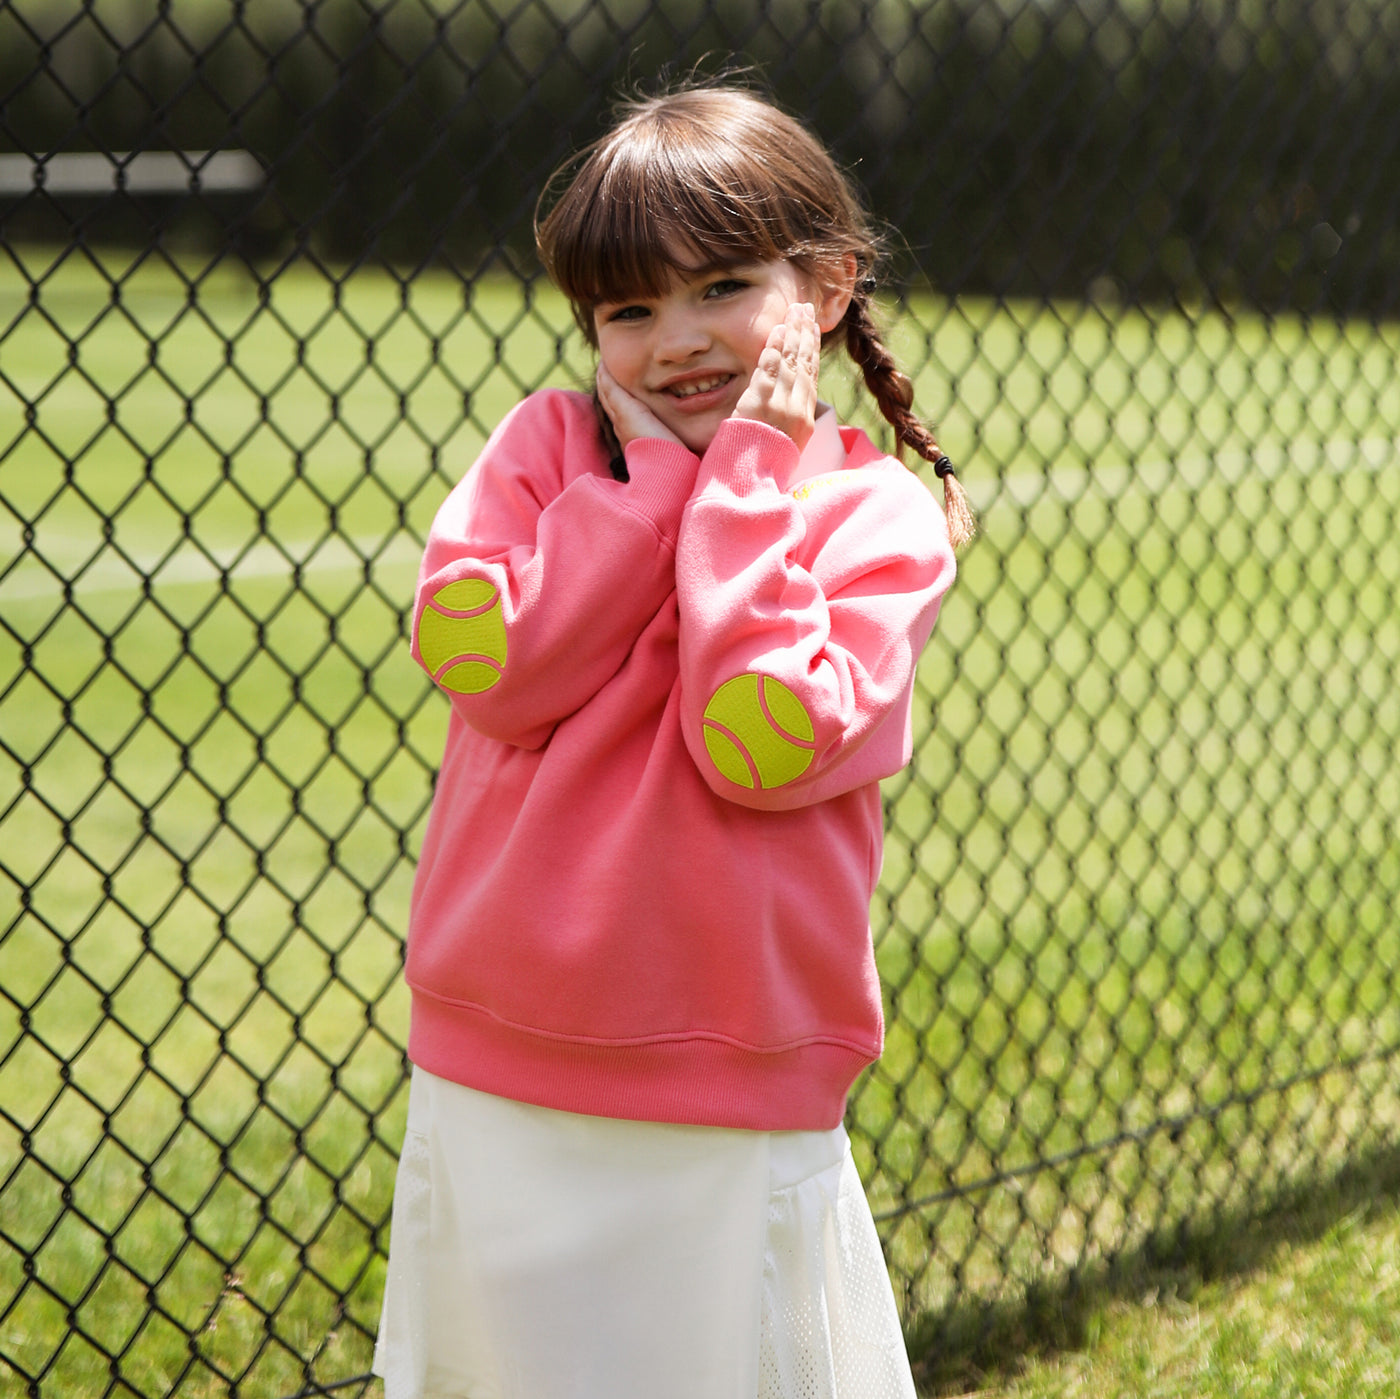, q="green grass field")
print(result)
[2,242,1400,1396]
